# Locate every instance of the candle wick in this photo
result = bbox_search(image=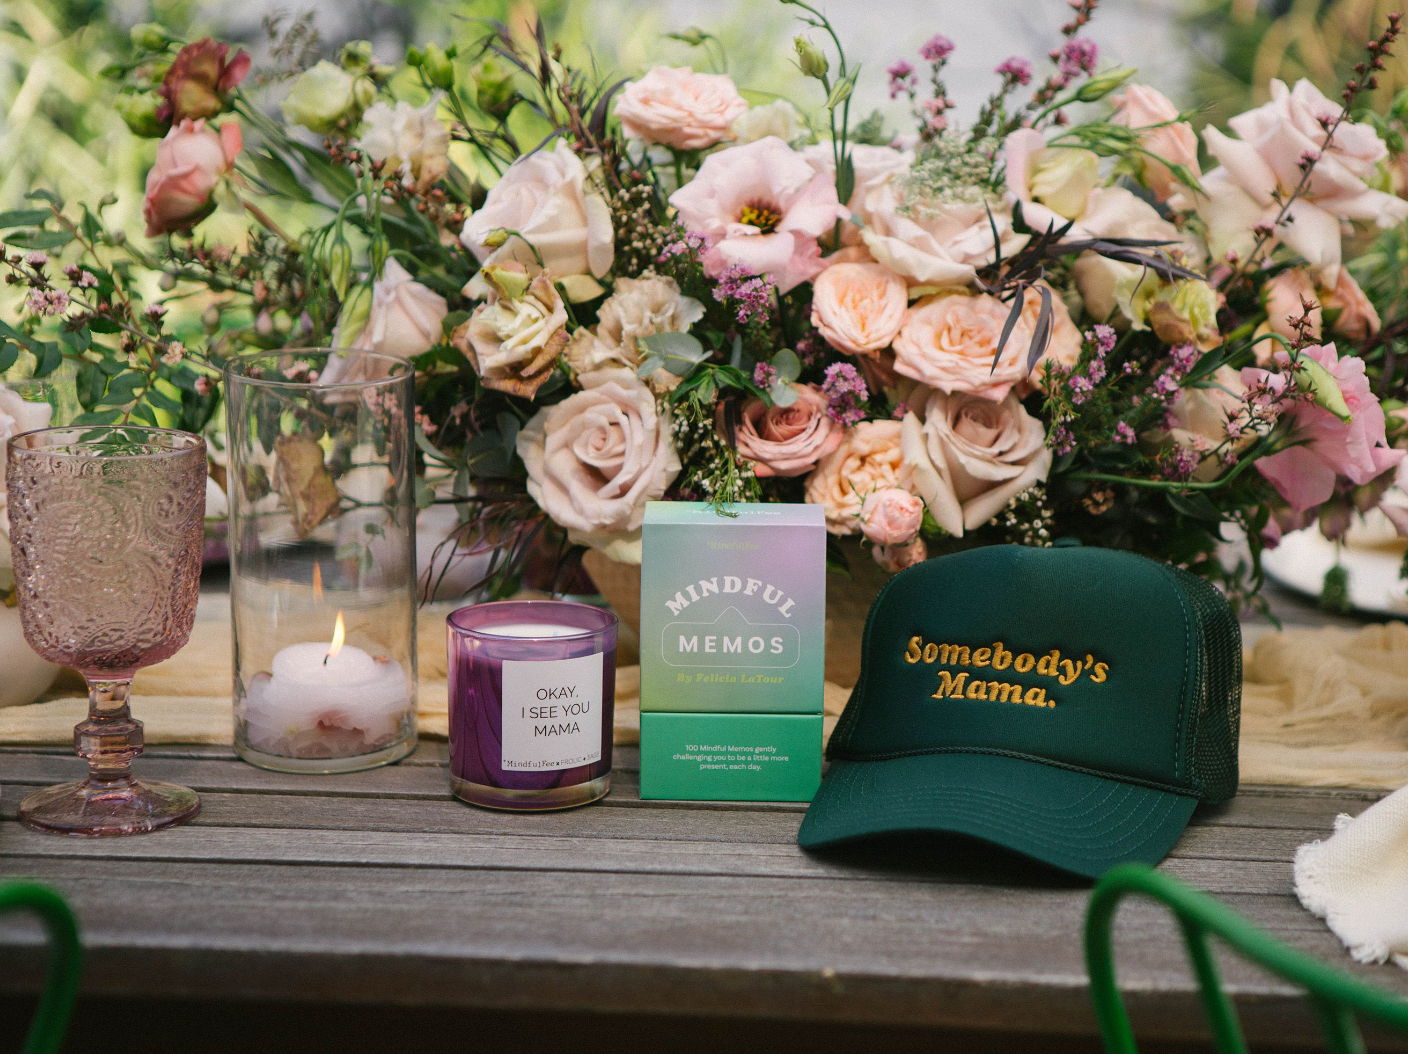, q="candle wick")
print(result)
[323,653,330,666]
